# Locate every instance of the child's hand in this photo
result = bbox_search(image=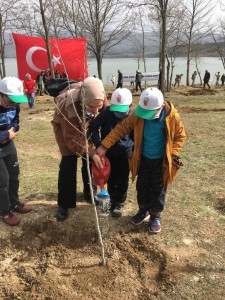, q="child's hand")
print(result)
[8,128,17,140]
[96,145,106,157]
[92,154,103,169]
[172,156,183,167]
